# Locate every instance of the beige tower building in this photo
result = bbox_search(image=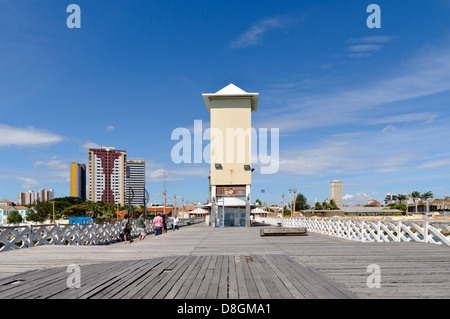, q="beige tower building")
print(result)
[330,180,343,207]
[203,84,258,227]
